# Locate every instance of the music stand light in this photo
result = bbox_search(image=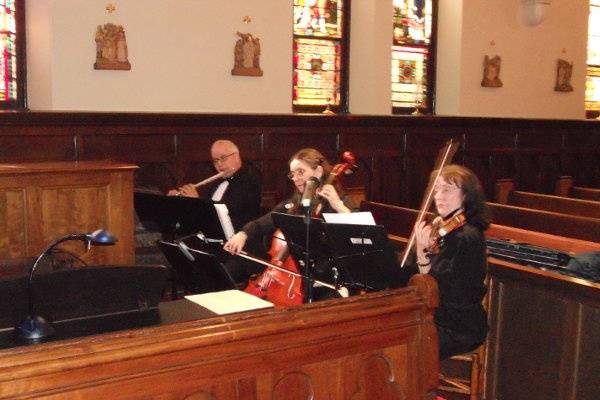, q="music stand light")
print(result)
[15,229,118,342]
